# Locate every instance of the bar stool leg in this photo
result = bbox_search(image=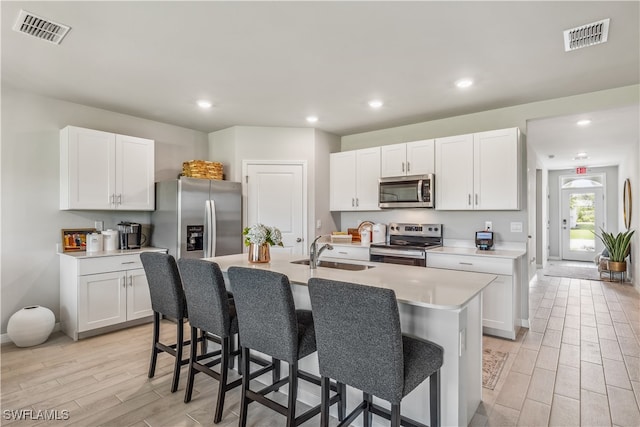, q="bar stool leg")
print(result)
[320,377,330,427]
[273,357,281,390]
[338,382,347,421]
[148,312,160,378]
[171,318,184,393]
[184,326,199,403]
[286,361,298,427]
[239,347,251,427]
[213,337,230,423]
[430,369,441,427]
[391,403,401,427]
[363,392,373,427]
